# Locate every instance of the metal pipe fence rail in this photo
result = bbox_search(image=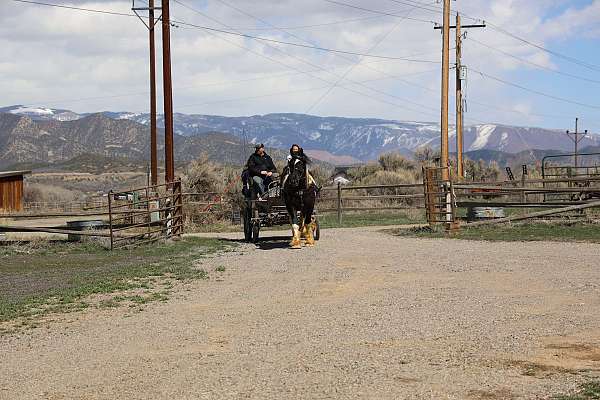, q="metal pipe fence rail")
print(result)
[318,182,426,224]
[421,166,457,227]
[6,175,597,239]
[0,180,185,249]
[23,200,107,213]
[108,179,184,250]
